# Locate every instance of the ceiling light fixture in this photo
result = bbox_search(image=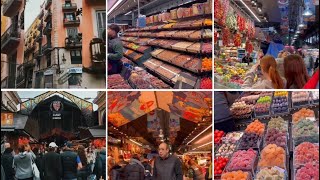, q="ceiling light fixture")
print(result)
[107,0,125,16]
[129,139,143,146]
[239,0,261,22]
[192,142,212,150]
[186,124,212,145]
